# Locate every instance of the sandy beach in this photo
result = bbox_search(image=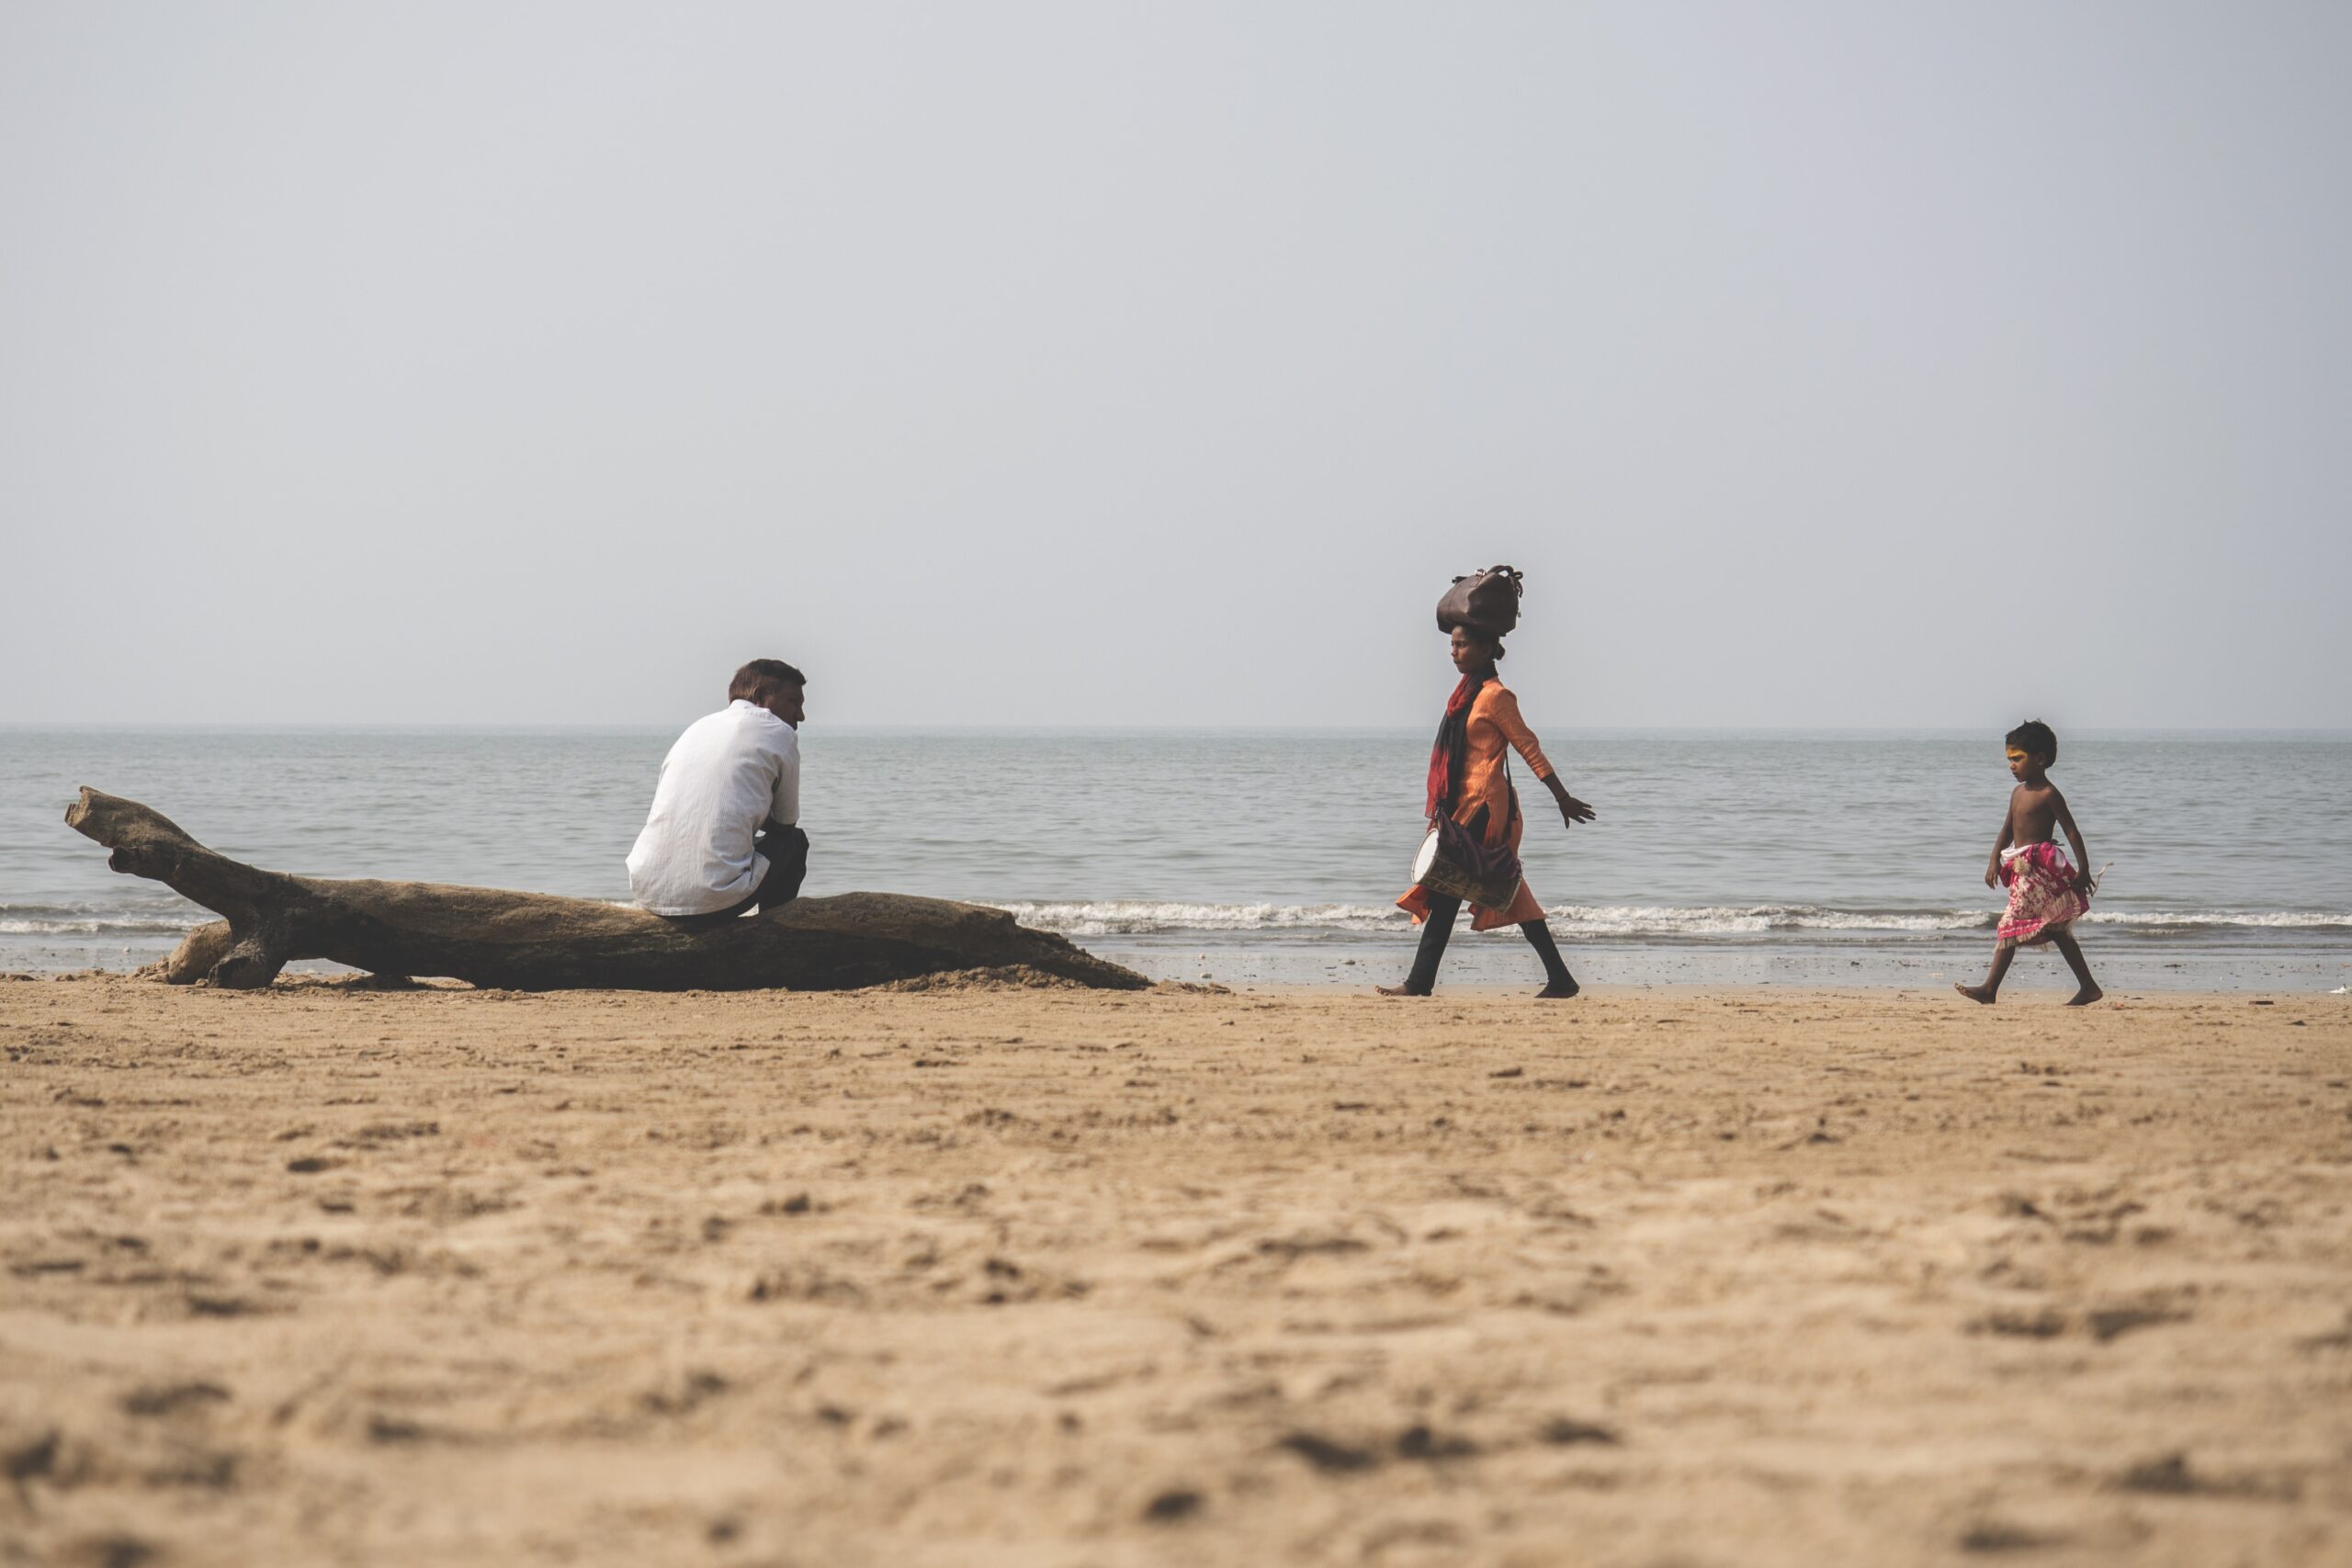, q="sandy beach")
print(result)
[3,975,2347,1566]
